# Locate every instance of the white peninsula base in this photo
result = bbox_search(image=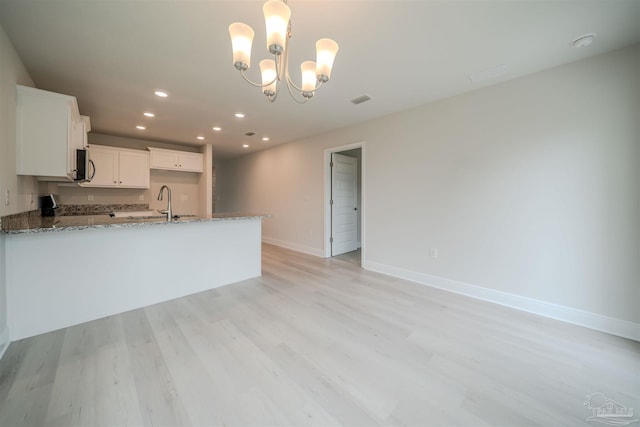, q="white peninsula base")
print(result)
[5,217,263,340]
